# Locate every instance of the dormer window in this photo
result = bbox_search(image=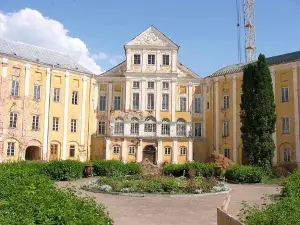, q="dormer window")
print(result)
[162,55,170,66]
[134,54,141,65]
[148,54,155,65]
